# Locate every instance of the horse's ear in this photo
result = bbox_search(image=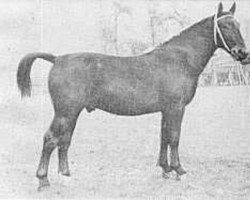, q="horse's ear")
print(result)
[229,2,236,15]
[217,2,223,15]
